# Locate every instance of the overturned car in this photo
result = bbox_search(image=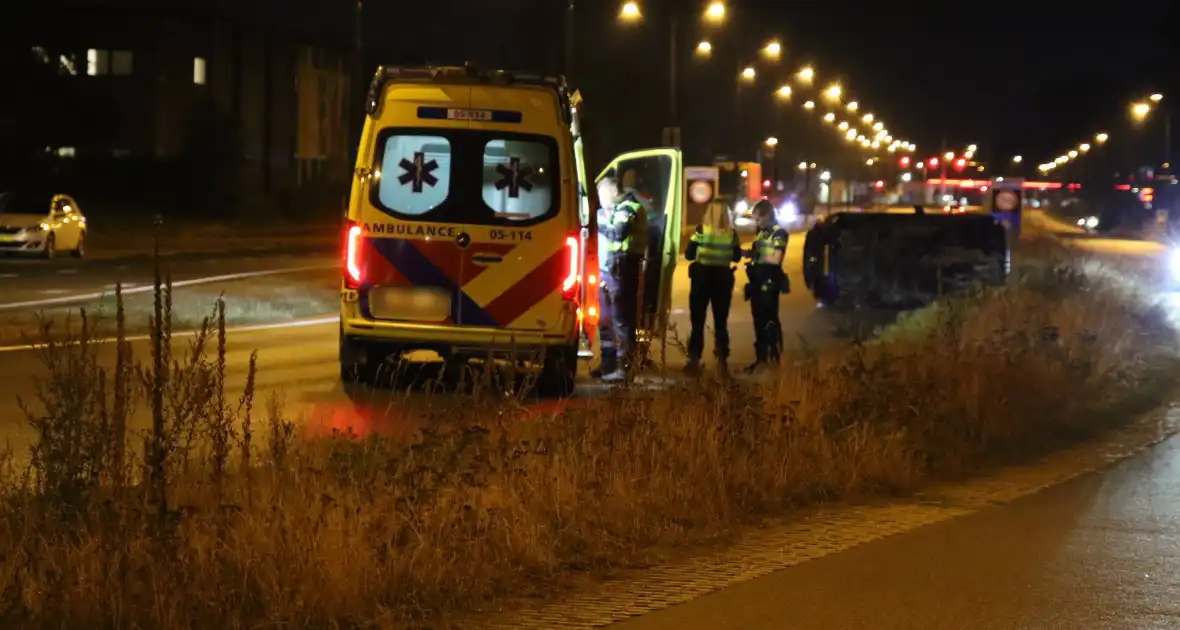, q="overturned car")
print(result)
[802,211,1010,310]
